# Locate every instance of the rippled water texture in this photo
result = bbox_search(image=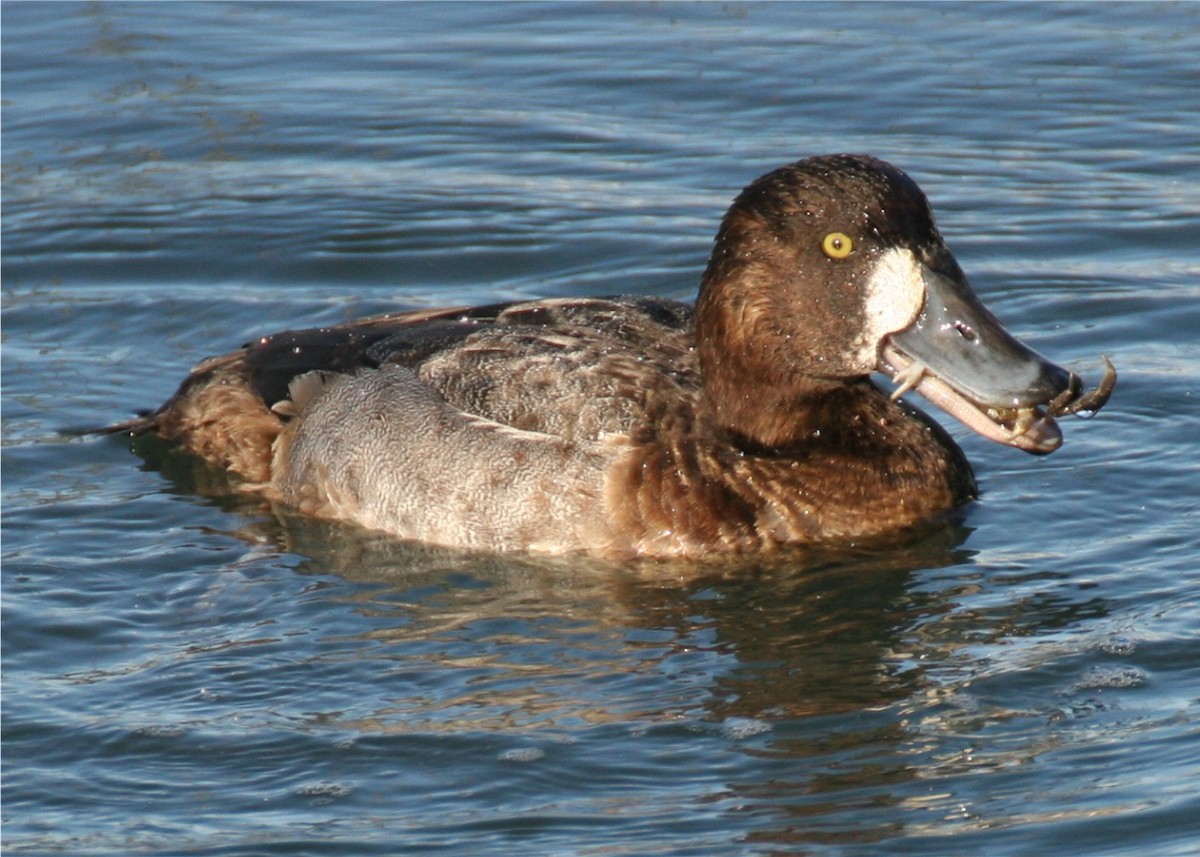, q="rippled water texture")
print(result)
[4,3,1200,855]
